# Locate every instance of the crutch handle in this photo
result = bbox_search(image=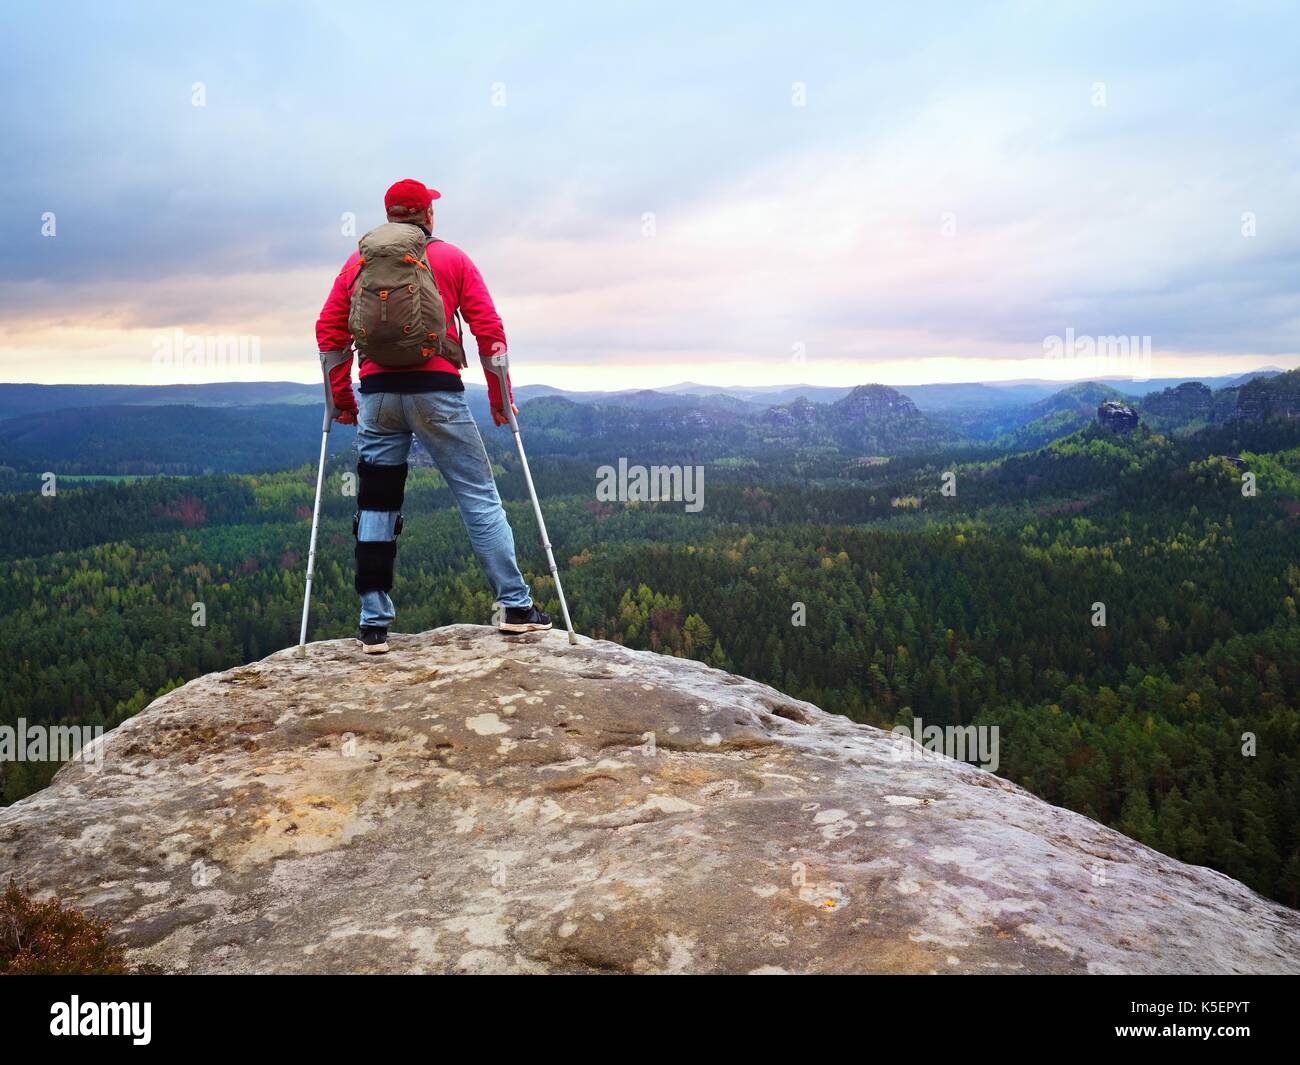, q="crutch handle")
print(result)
[319,350,352,429]
[480,352,519,432]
